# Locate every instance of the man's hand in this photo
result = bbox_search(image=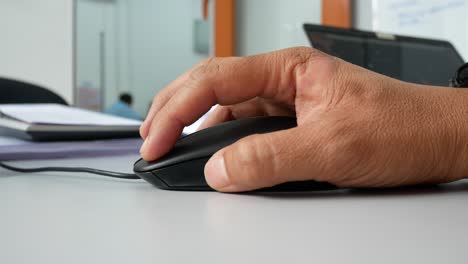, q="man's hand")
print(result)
[139,47,468,192]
